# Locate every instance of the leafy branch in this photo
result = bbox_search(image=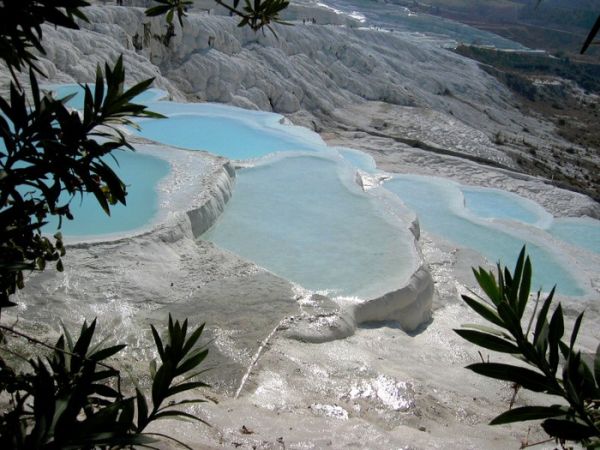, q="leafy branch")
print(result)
[455,246,600,448]
[146,0,291,37]
[0,0,90,81]
[0,59,164,309]
[0,315,210,449]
